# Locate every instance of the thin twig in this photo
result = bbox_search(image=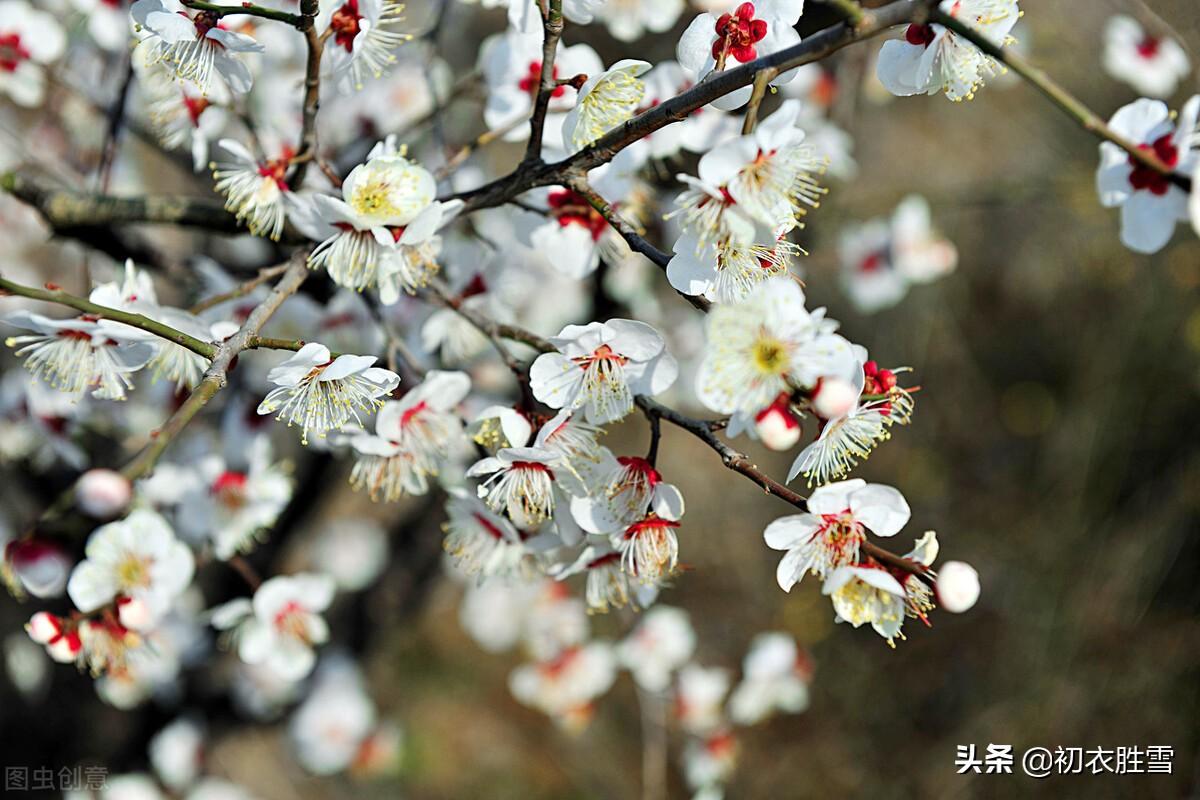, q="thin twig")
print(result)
[290,0,325,187]
[189,263,290,314]
[522,0,564,165]
[741,68,776,135]
[180,0,303,26]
